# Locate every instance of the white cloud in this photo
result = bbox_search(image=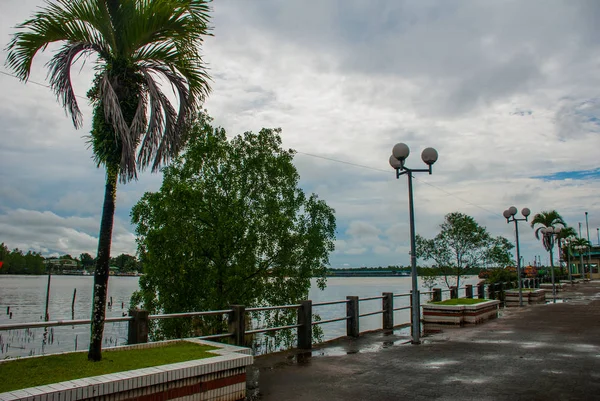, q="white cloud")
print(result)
[0,209,135,257]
